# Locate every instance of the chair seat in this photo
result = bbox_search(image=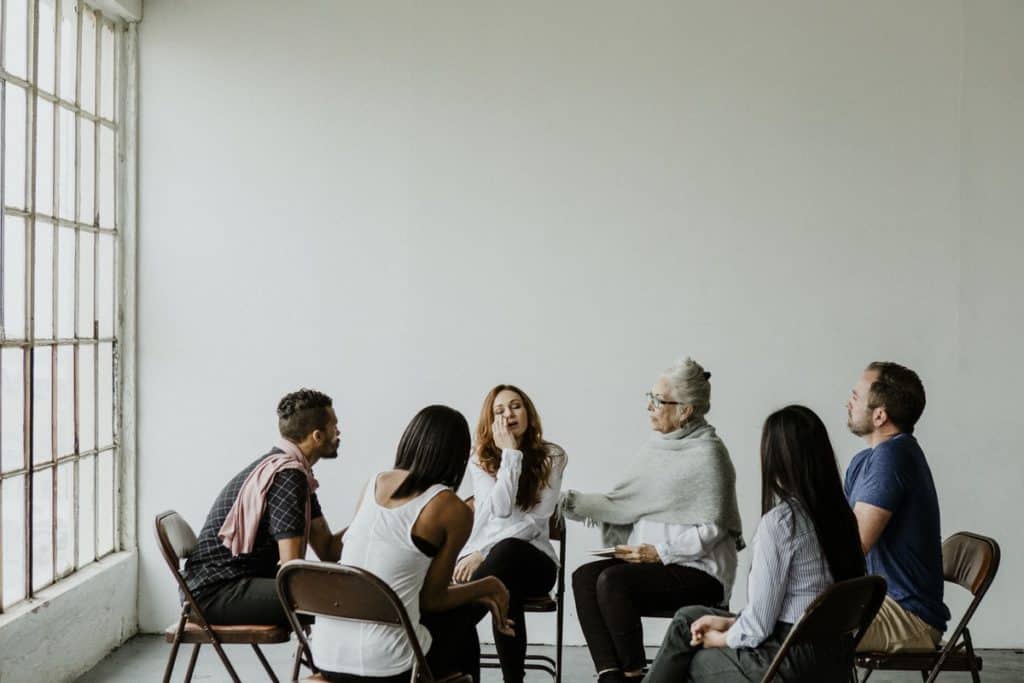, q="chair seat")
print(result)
[856,649,983,672]
[164,620,292,644]
[523,595,557,612]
